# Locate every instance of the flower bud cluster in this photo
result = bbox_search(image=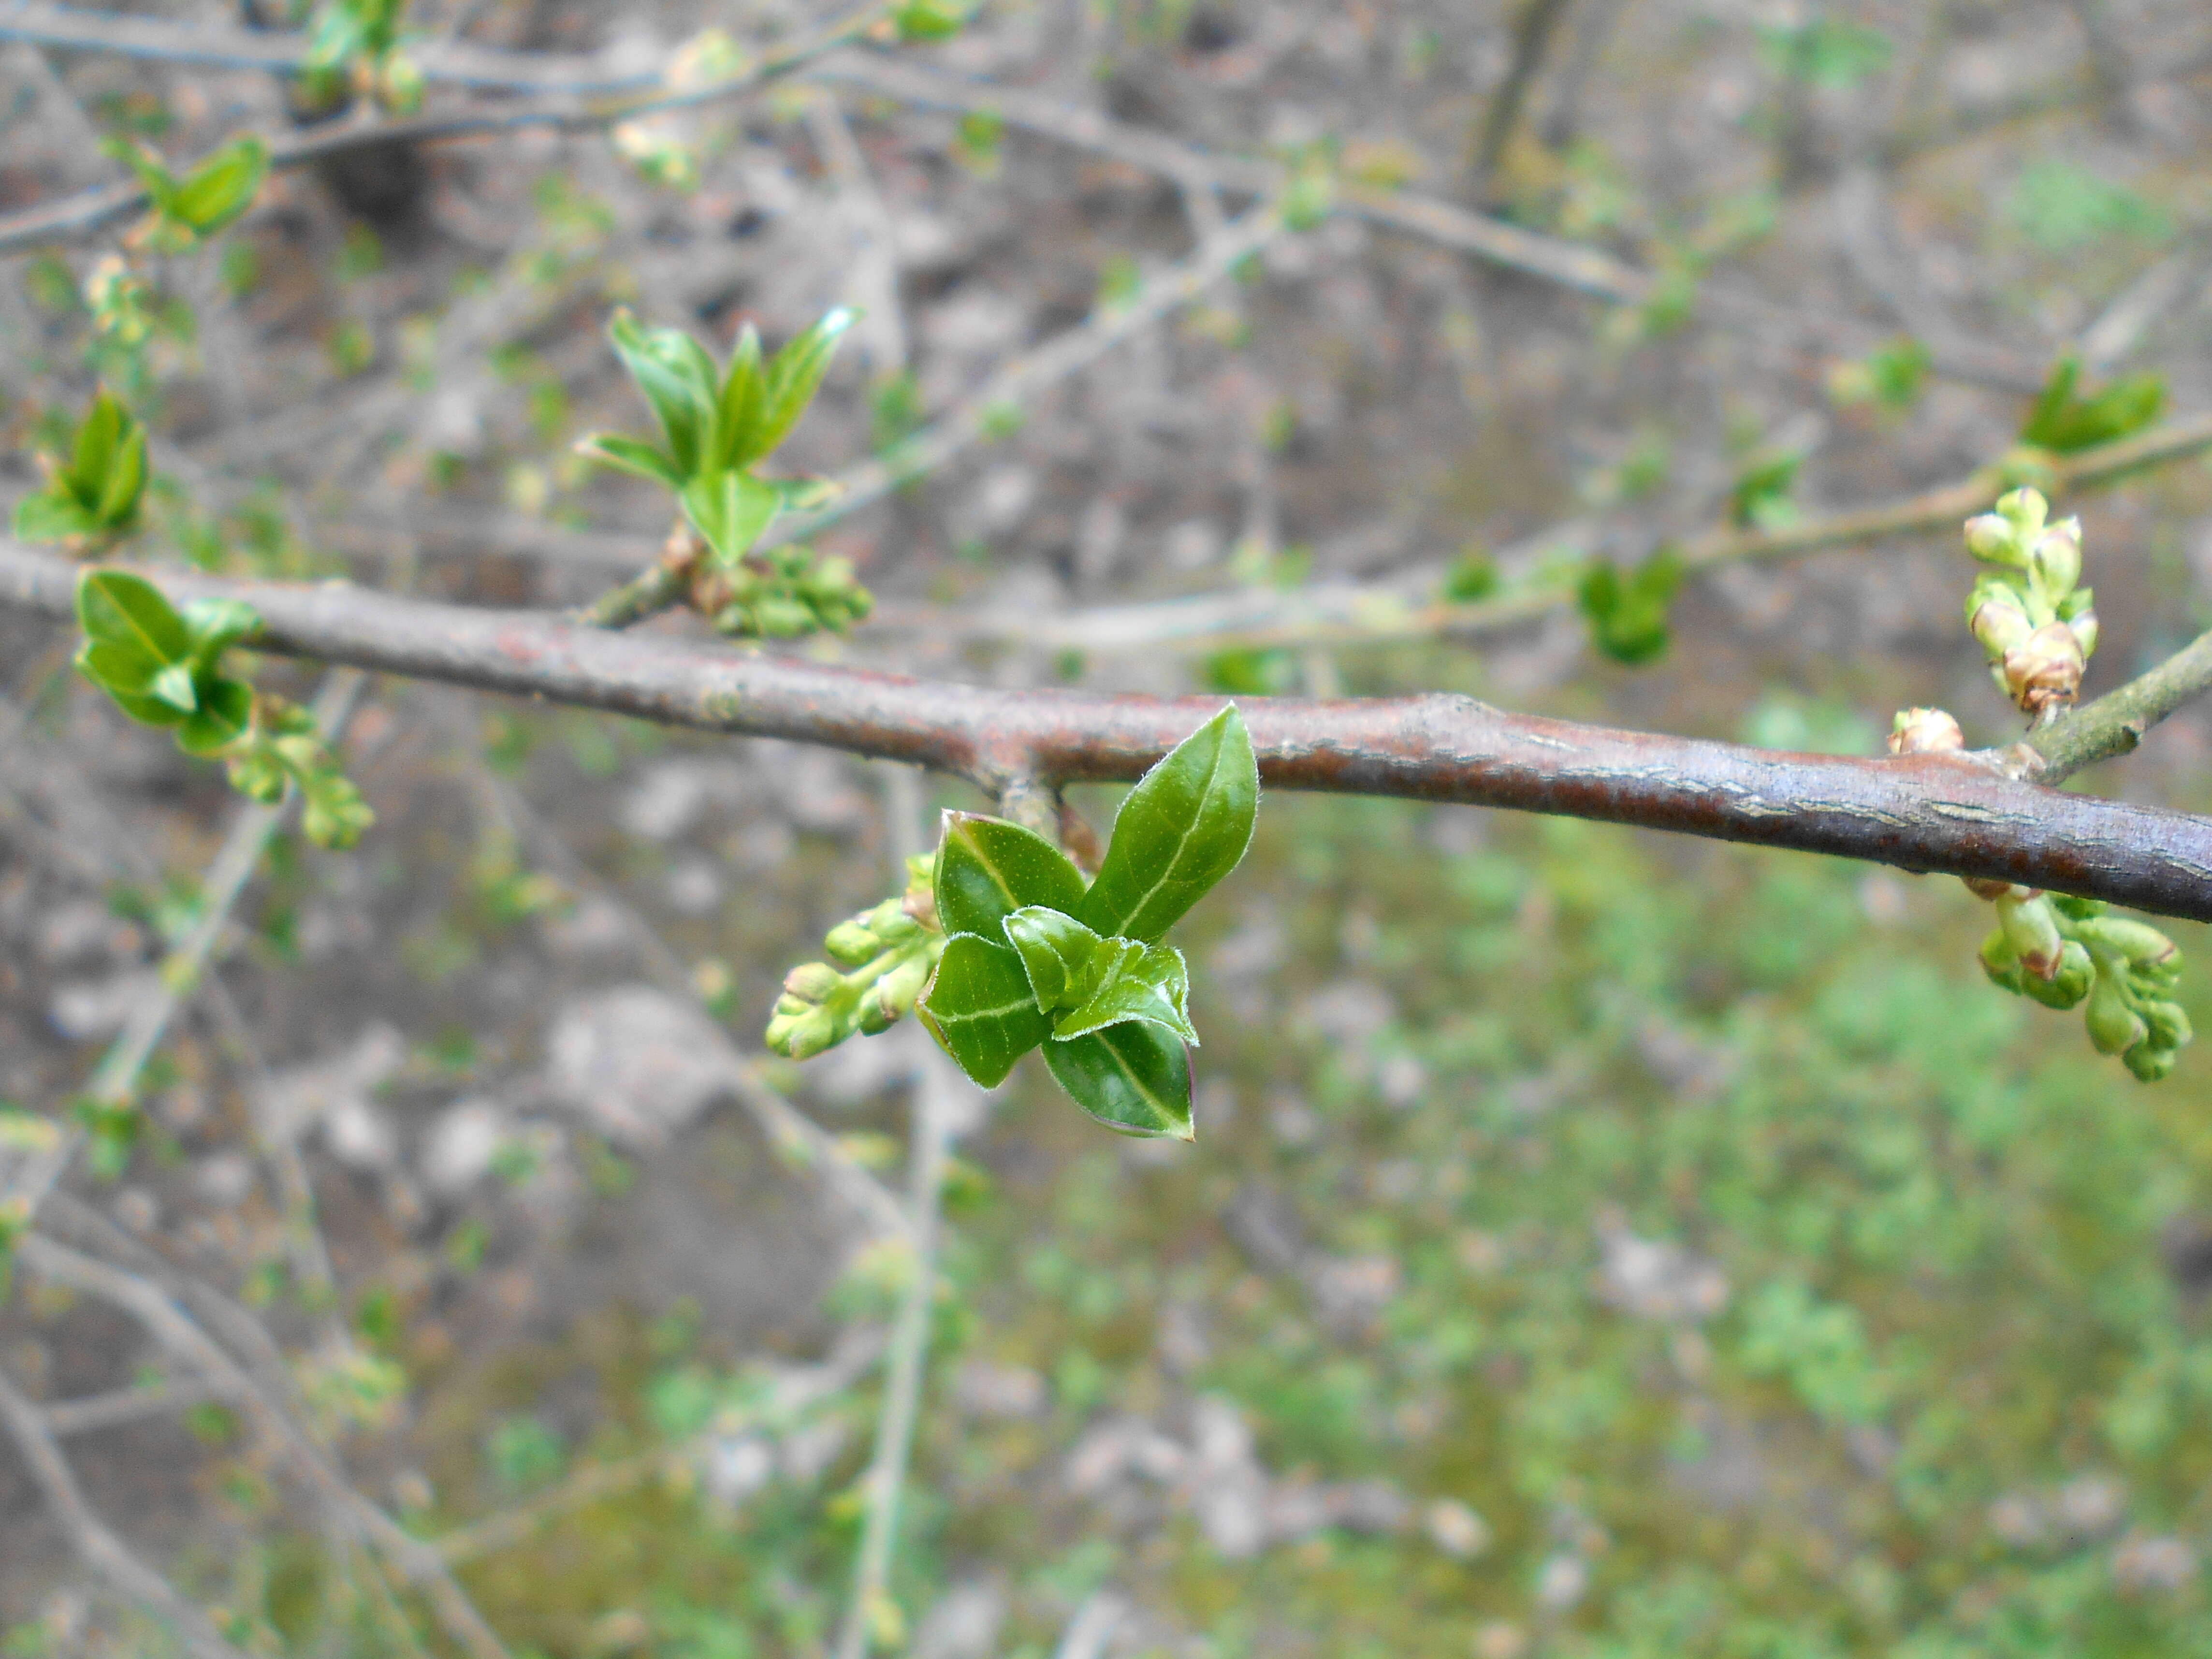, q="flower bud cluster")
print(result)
[692,543,873,640]
[1978,892,2190,1081]
[1961,487,2098,719]
[765,856,944,1060]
